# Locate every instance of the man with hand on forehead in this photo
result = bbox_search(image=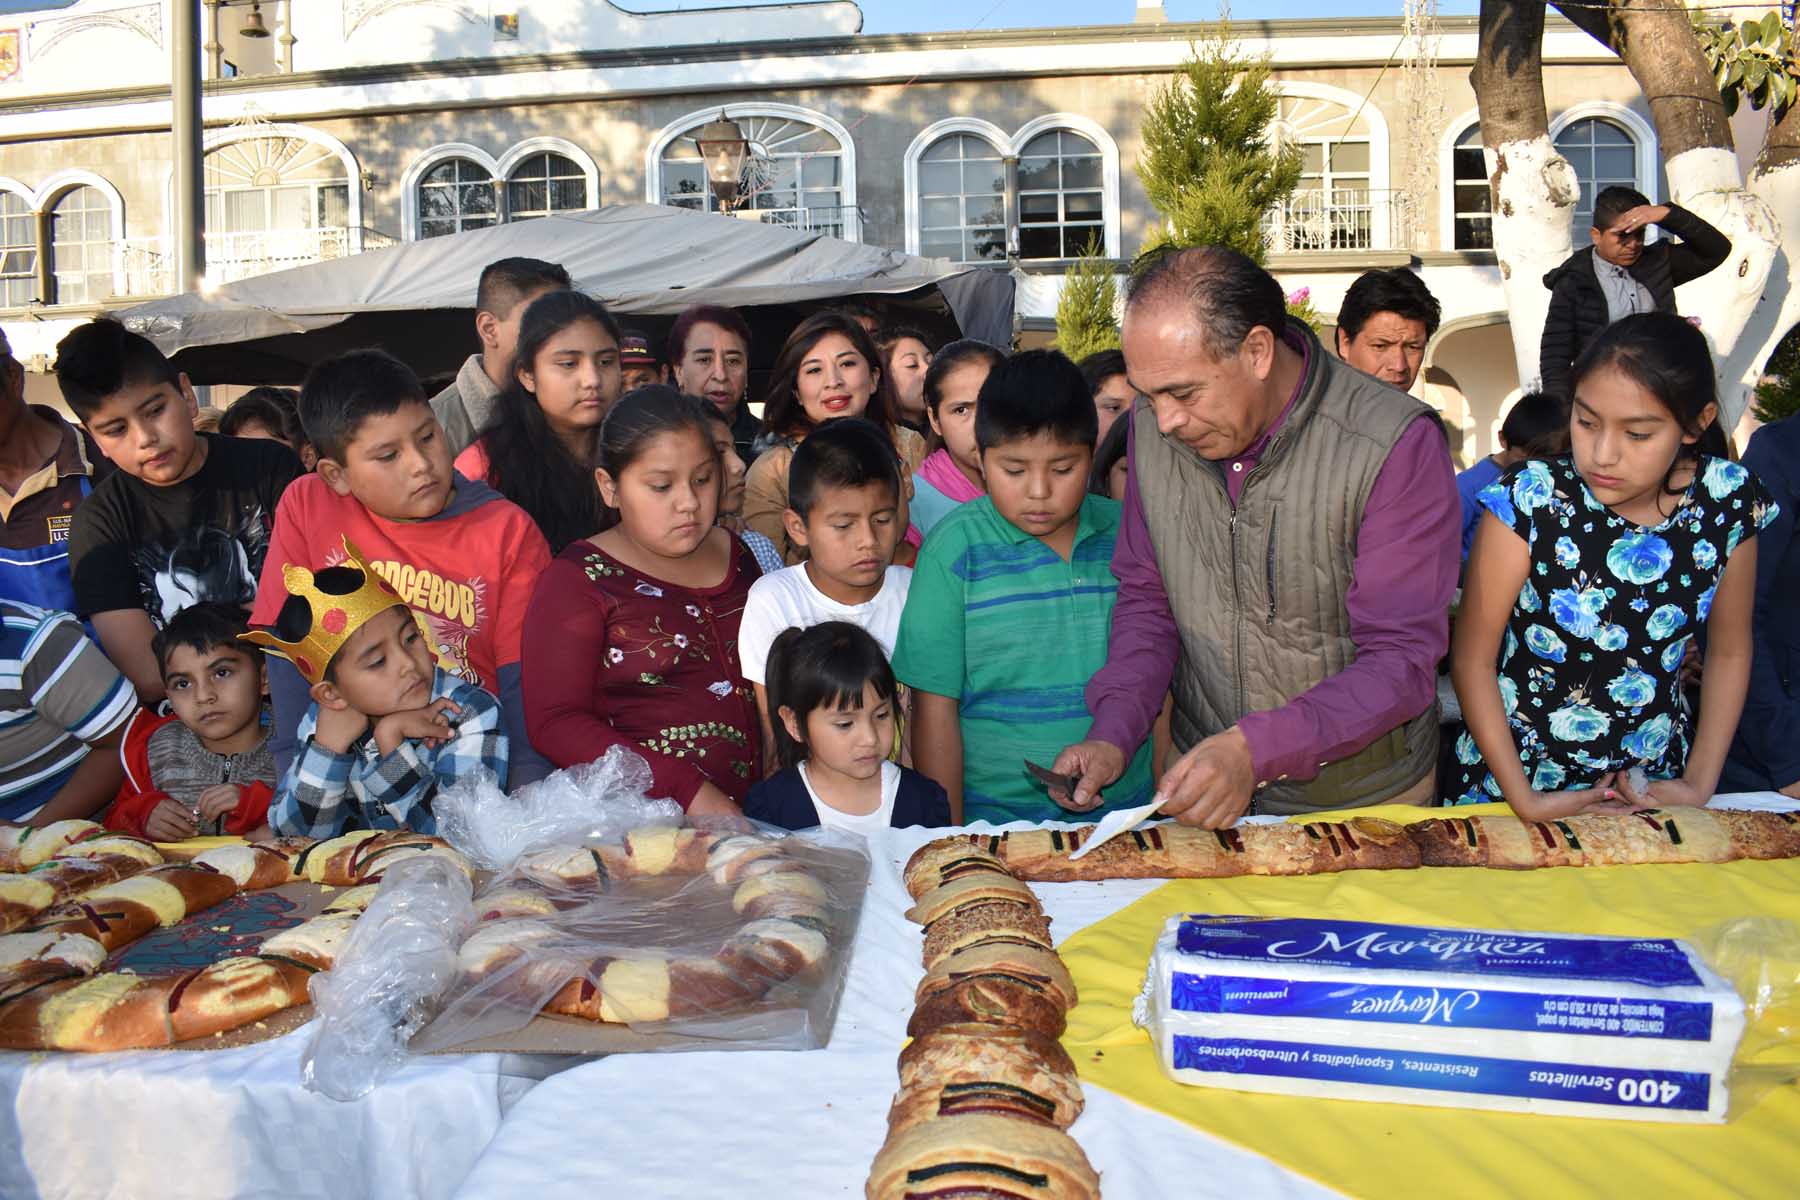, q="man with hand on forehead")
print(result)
[1538,185,1730,402]
[1052,246,1460,828]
